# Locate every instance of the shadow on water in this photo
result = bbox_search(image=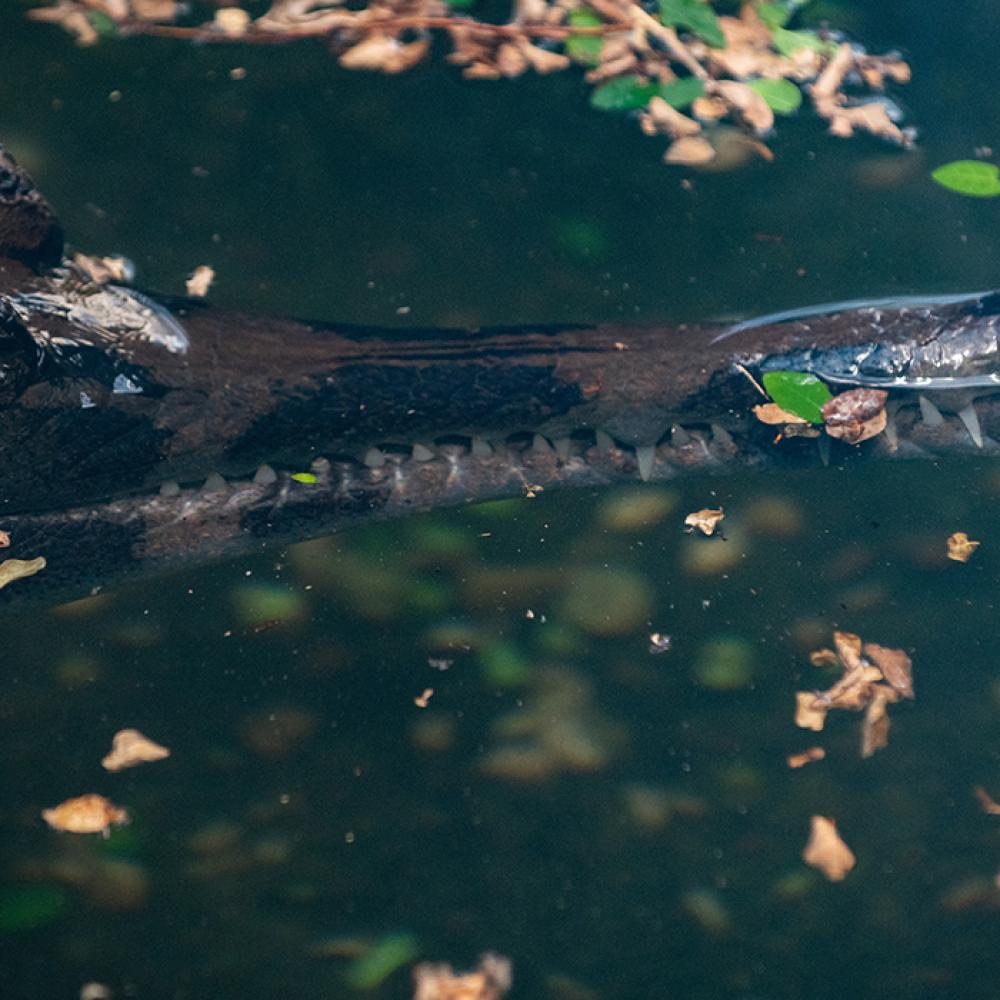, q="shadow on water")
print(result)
[4,0,1000,997]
